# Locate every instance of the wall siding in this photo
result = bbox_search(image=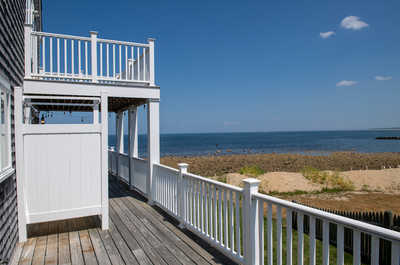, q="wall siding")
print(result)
[0,0,26,262]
